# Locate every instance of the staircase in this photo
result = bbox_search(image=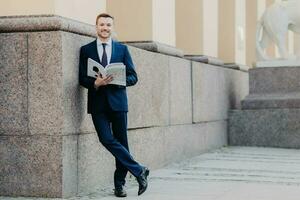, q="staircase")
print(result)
[229,66,300,148]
